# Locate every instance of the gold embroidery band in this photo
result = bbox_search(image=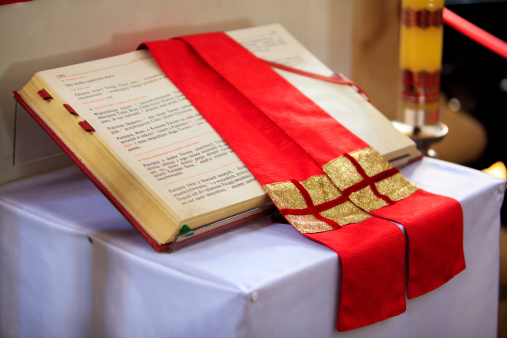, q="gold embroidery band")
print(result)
[263,174,371,234]
[324,147,420,212]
